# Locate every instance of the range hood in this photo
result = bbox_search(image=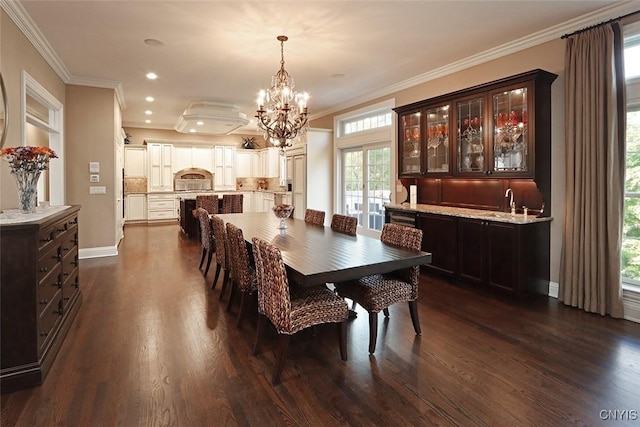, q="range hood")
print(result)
[174,101,249,135]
